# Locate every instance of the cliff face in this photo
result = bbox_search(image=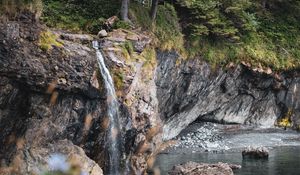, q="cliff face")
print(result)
[156,51,300,140]
[0,12,105,174]
[0,12,160,174]
[0,12,300,174]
